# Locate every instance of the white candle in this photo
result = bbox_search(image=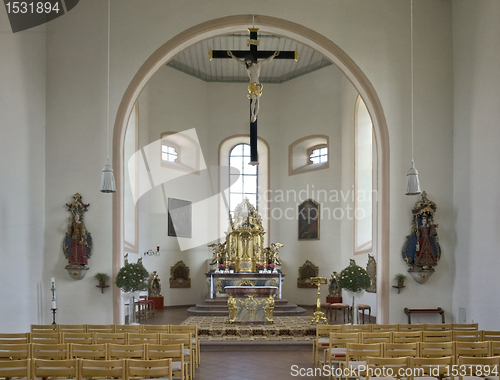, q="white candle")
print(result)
[52,300,57,309]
